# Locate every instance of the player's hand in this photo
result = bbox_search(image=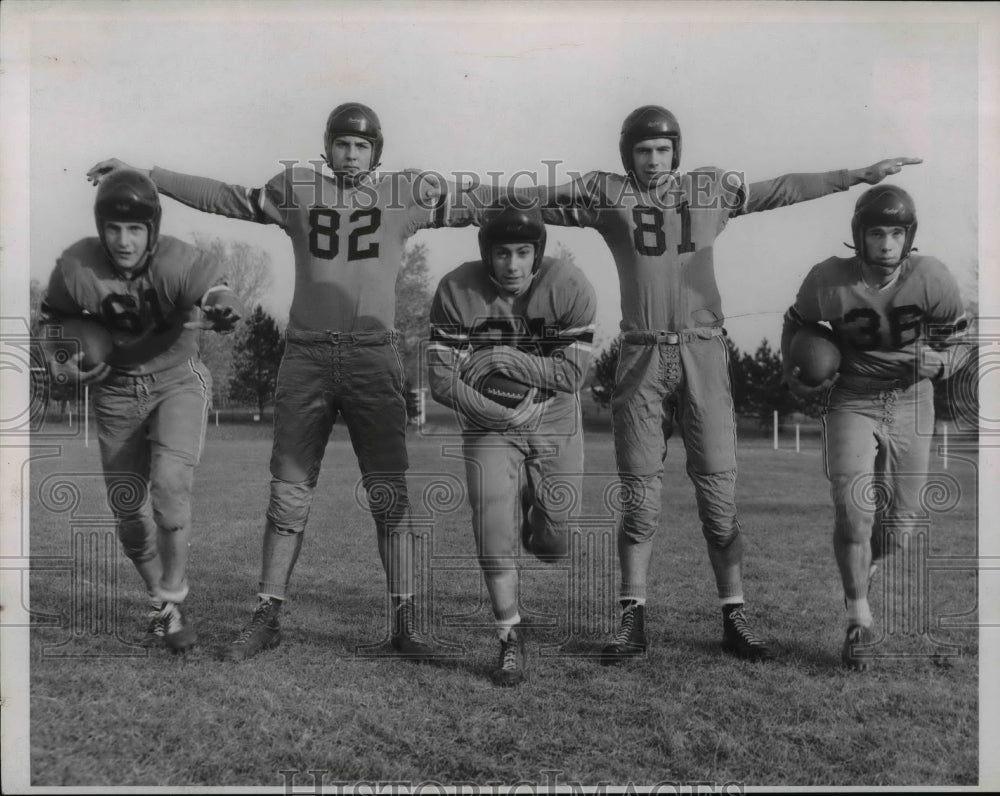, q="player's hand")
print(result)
[49,351,110,387]
[785,366,837,398]
[414,169,446,204]
[855,157,923,185]
[86,158,150,186]
[461,345,533,383]
[915,347,947,381]
[185,290,245,333]
[184,304,242,333]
